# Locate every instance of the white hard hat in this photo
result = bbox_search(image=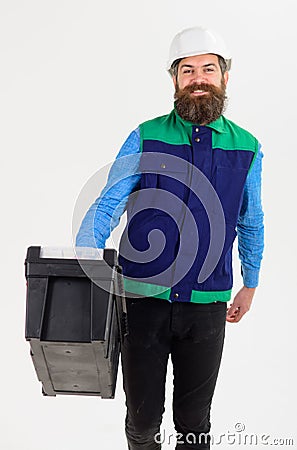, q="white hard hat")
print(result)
[167,26,232,72]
